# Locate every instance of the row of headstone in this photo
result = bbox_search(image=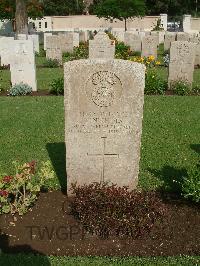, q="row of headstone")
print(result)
[89,32,197,87]
[0,36,37,91]
[45,32,81,64]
